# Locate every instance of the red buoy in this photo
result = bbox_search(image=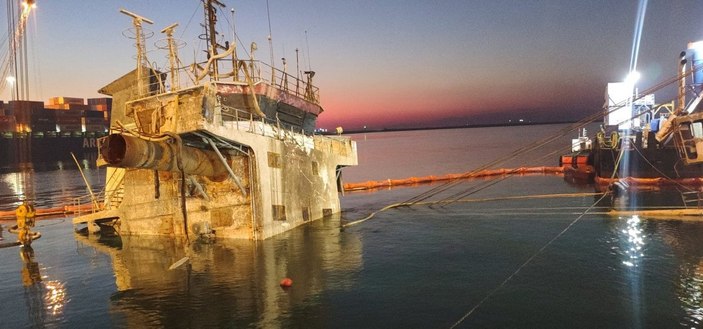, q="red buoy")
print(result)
[280,278,293,288]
